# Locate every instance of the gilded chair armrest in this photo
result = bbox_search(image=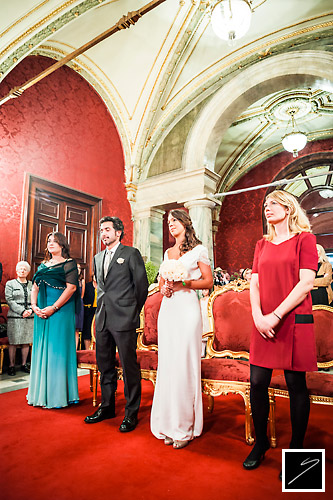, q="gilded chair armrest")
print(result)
[136,328,144,349]
[202,331,214,340]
